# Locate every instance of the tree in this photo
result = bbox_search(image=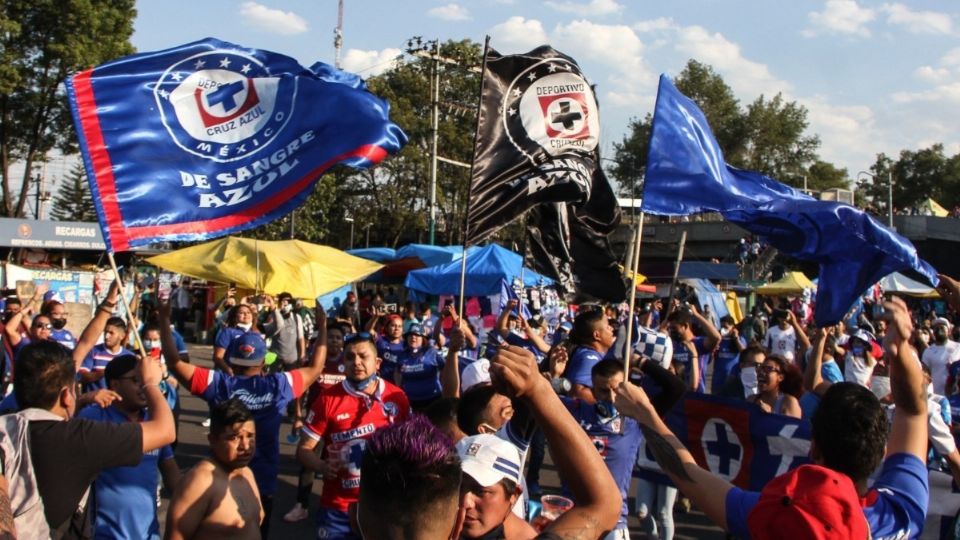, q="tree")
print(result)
[805,160,849,192]
[741,93,820,180]
[50,162,96,221]
[0,0,136,217]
